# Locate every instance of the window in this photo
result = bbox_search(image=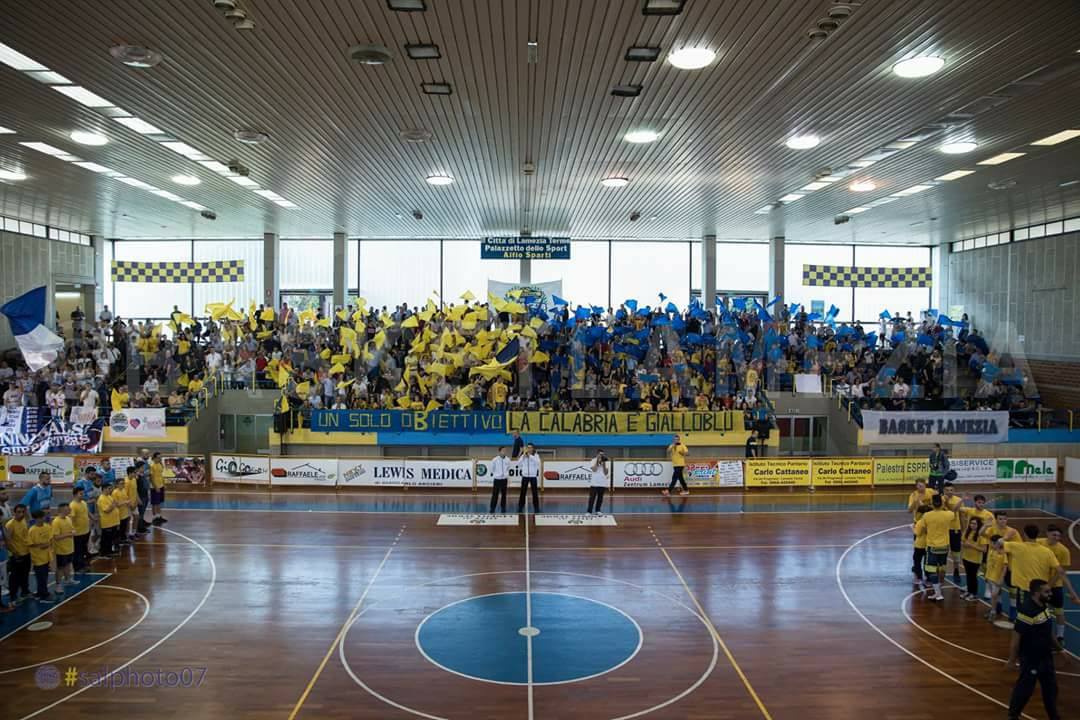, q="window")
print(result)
[442,240,518,304]
[716,242,769,292]
[533,240,609,307]
[853,245,932,322]
[280,240,333,289]
[112,240,193,319]
[348,240,359,295]
[358,240,440,310]
[194,240,265,313]
[783,243,853,321]
[611,241,690,308]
